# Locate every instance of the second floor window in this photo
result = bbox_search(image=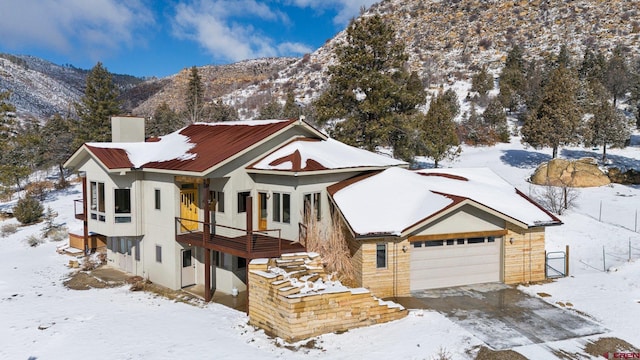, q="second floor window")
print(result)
[90,181,105,222]
[211,190,224,213]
